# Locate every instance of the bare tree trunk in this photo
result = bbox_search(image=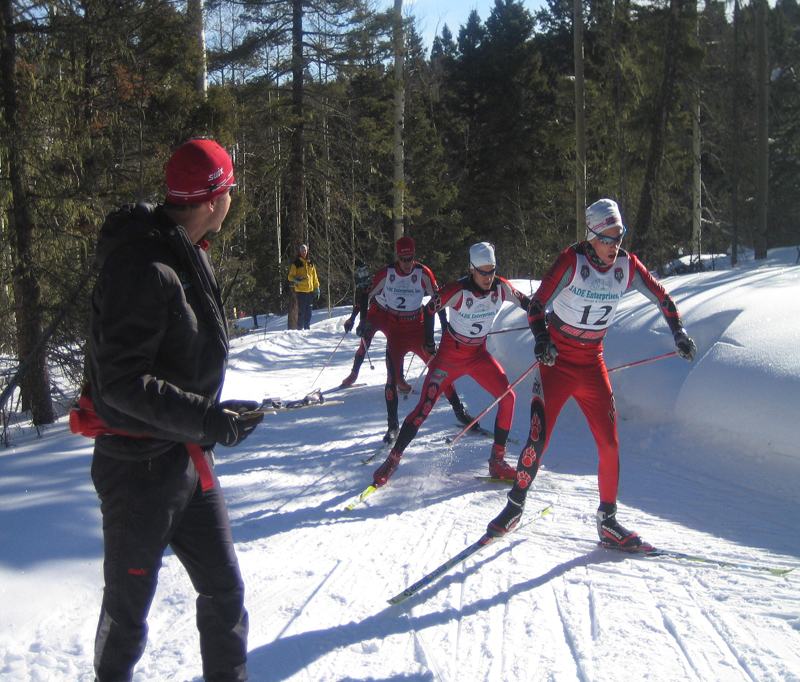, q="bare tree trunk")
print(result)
[0,0,54,425]
[632,0,685,259]
[187,0,207,96]
[288,0,306,329]
[574,0,586,241]
[615,0,628,209]
[323,109,331,312]
[731,0,742,266]
[392,0,405,245]
[691,2,701,263]
[754,0,769,259]
[272,90,284,301]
